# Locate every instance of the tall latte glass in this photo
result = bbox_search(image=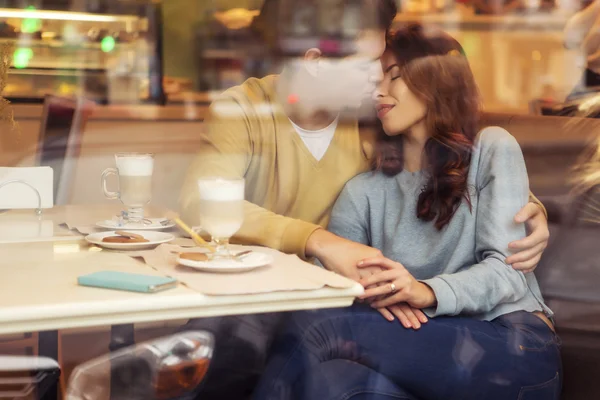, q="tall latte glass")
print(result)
[101,153,154,224]
[197,178,245,258]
